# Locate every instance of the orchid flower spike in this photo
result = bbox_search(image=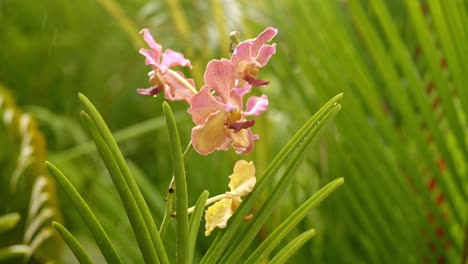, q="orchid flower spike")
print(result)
[137,28,197,102]
[188,59,269,155]
[231,27,278,87]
